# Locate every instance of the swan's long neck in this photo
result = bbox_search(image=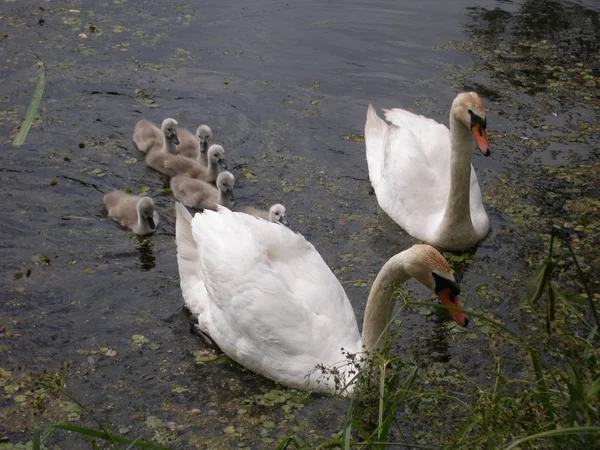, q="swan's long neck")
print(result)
[361,254,411,353]
[218,188,232,209]
[439,113,474,235]
[163,135,177,155]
